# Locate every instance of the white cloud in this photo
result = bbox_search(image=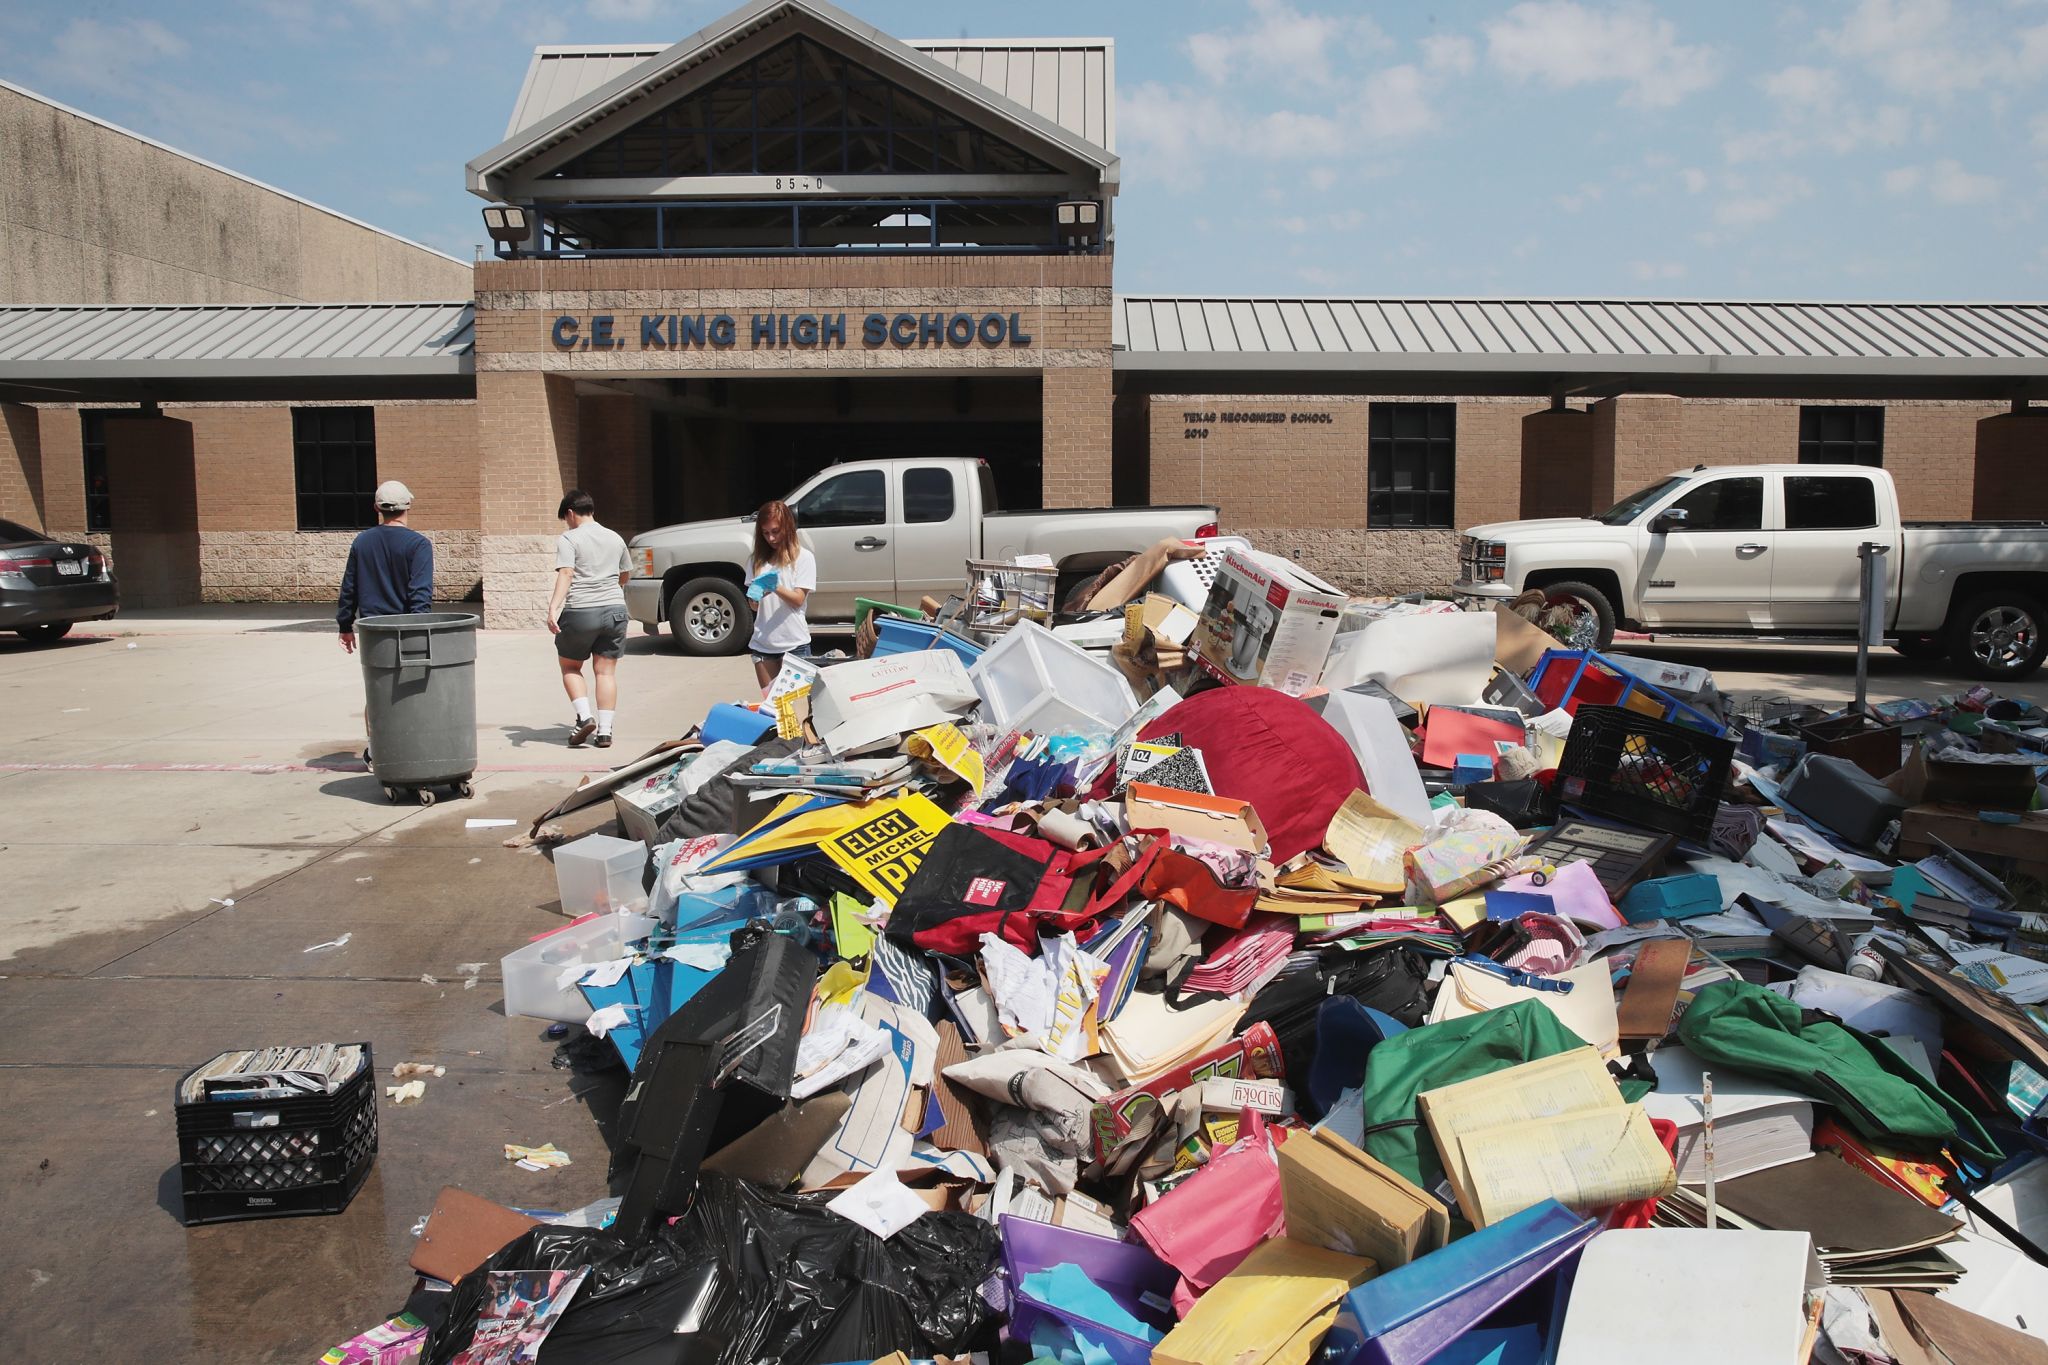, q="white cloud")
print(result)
[2033,111,2048,148]
[41,16,338,153]
[1421,33,1477,74]
[1296,265,1345,287]
[1186,0,1389,87]
[1681,167,1709,193]
[586,0,665,17]
[1885,158,2001,201]
[1714,175,1813,226]
[1723,63,1912,163]
[1554,182,1605,212]
[1484,1,1721,107]
[1355,63,1439,140]
[1308,166,1340,191]
[1759,64,1843,106]
[1630,260,1688,281]
[1825,0,2048,95]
